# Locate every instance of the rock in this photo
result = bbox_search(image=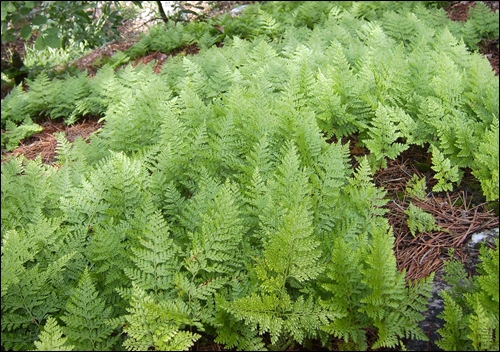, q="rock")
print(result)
[230,5,249,16]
